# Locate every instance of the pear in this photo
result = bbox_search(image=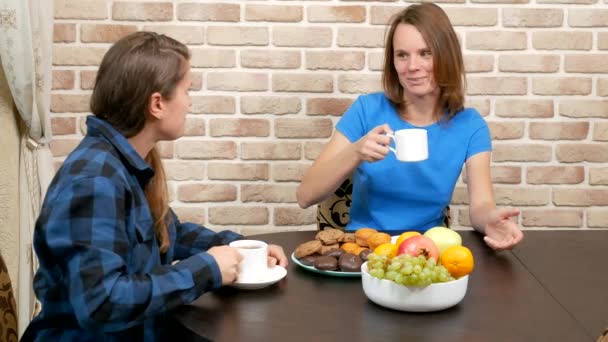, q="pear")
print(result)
[423,227,462,255]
